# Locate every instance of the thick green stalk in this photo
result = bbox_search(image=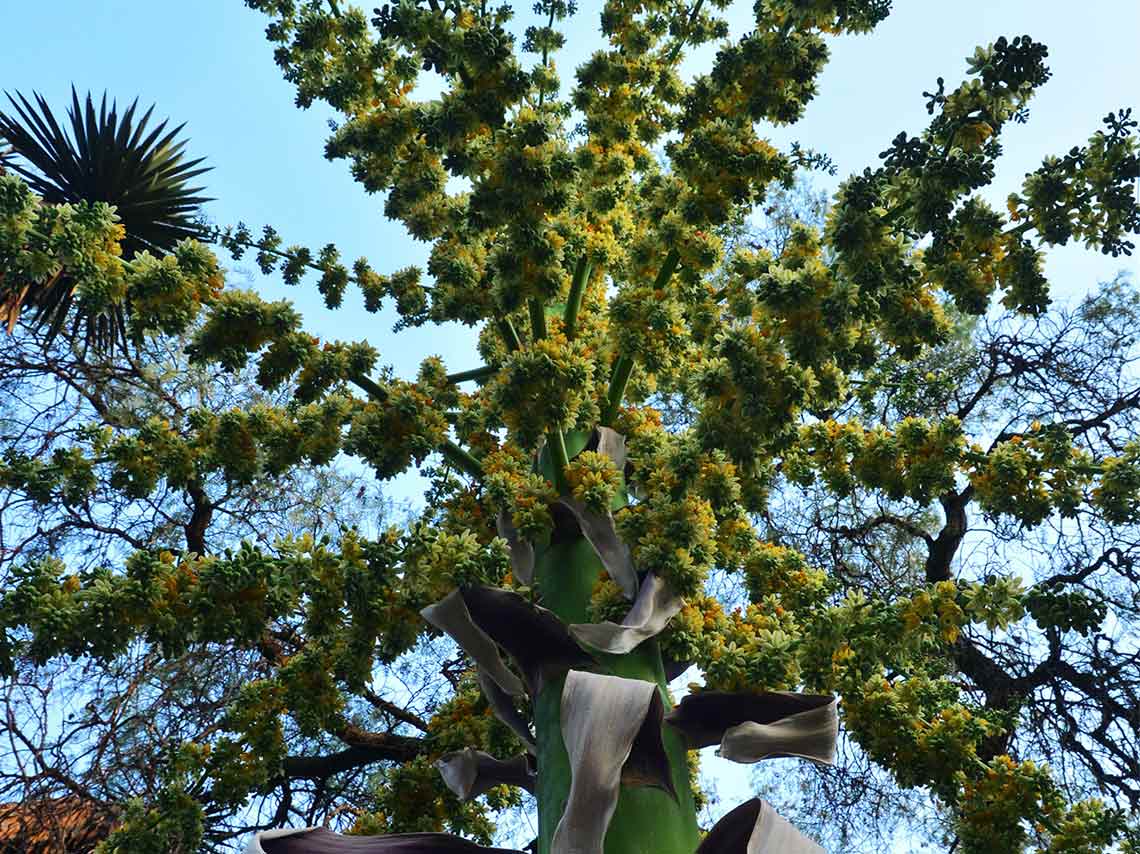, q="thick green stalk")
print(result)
[563,255,593,340]
[439,441,484,480]
[529,298,549,340]
[601,355,635,426]
[446,364,496,384]
[498,317,523,352]
[350,372,389,402]
[547,427,571,494]
[532,430,700,854]
[532,539,700,854]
